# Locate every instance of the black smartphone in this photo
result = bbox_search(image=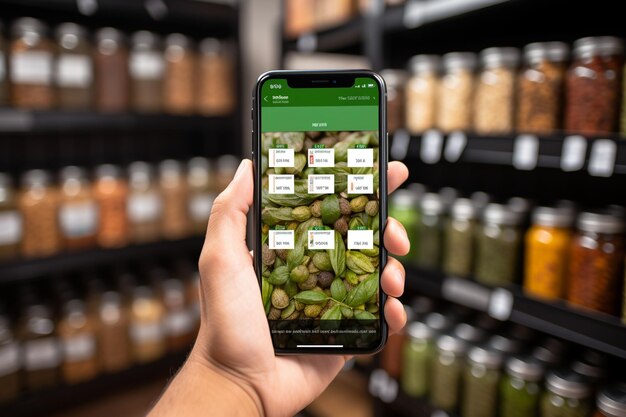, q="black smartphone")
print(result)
[252,70,388,354]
